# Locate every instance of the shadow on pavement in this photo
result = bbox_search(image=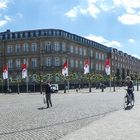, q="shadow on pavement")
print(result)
[37,107,47,110]
[124,105,134,110]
